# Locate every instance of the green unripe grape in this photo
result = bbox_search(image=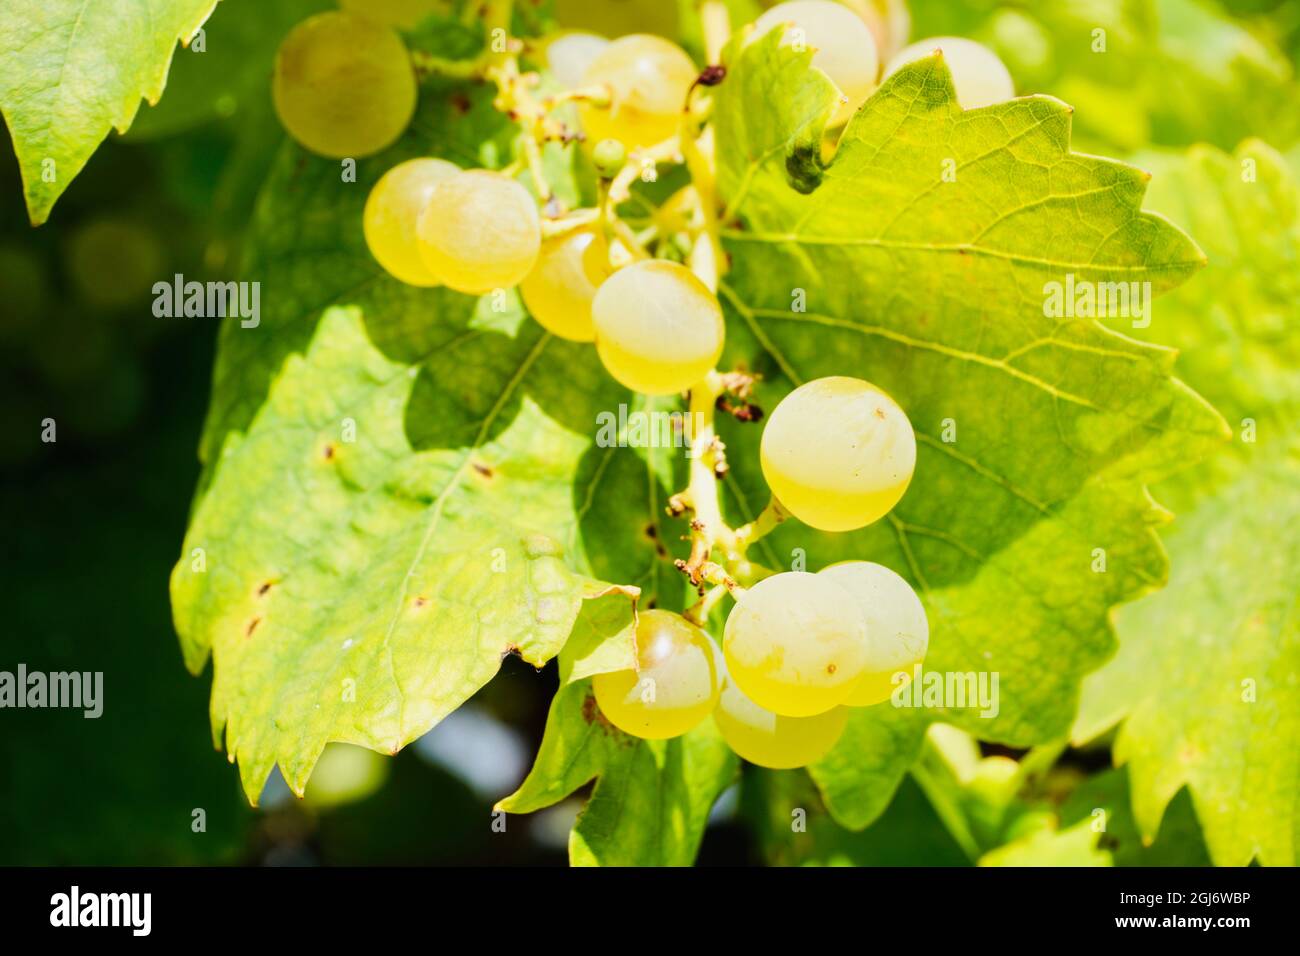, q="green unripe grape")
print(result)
[592,610,723,739]
[750,1,880,125]
[591,138,627,178]
[714,674,848,768]
[416,170,541,294]
[579,35,698,149]
[520,228,610,341]
[884,36,1014,110]
[363,158,459,286]
[591,259,725,395]
[723,571,868,717]
[760,376,916,532]
[273,12,417,158]
[817,561,929,707]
